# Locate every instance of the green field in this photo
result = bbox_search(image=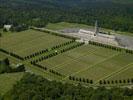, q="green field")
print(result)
[38,44,133,84]
[0,72,24,95]
[0,29,70,57]
[0,28,133,91]
[45,22,93,30]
